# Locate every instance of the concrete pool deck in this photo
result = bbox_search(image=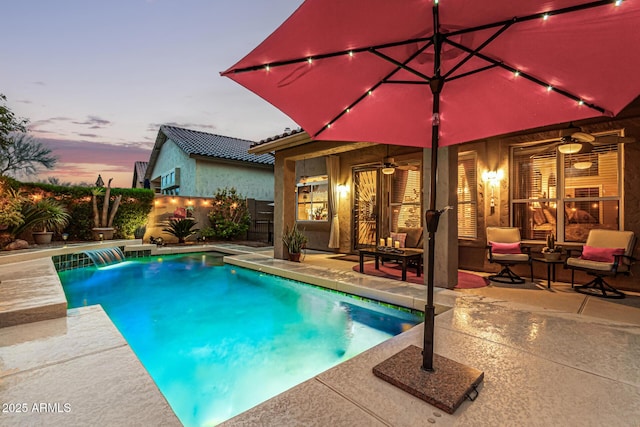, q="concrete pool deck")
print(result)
[1,243,640,426]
